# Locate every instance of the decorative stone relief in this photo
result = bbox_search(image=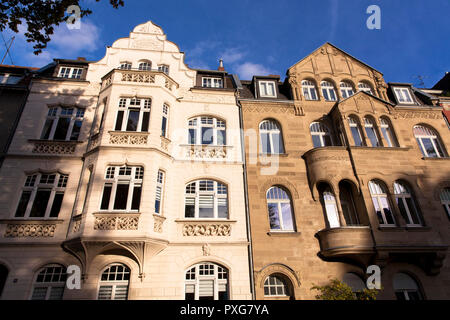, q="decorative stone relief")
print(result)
[109,132,148,145]
[120,71,155,84]
[94,215,139,230]
[182,224,231,237]
[202,243,211,256]
[161,137,170,152]
[5,224,56,238]
[153,215,165,233]
[185,145,227,159]
[32,141,77,154]
[242,105,295,114]
[395,111,443,120]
